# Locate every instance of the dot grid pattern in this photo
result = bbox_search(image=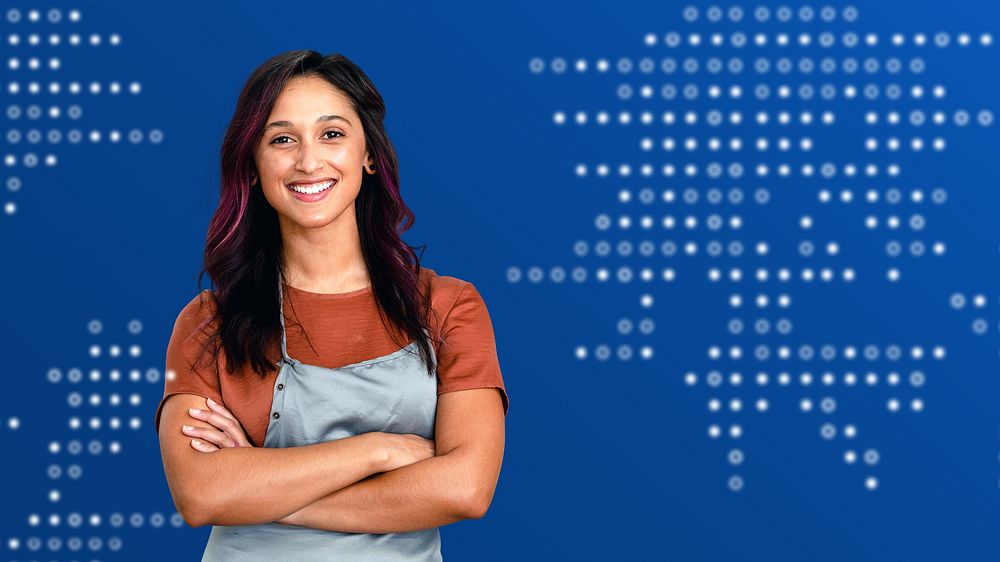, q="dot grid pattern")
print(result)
[2,7,164,218]
[515,5,995,493]
[1,7,180,559]
[7,315,181,559]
